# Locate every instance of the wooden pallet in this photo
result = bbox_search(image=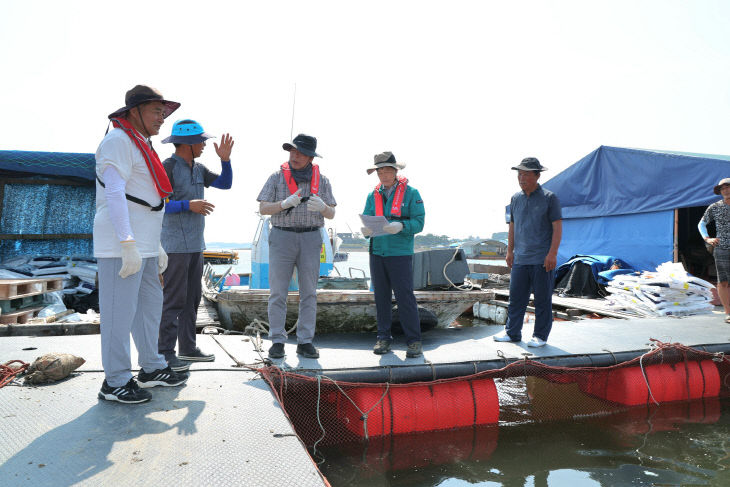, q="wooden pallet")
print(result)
[0,294,45,314]
[0,306,44,324]
[0,277,64,300]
